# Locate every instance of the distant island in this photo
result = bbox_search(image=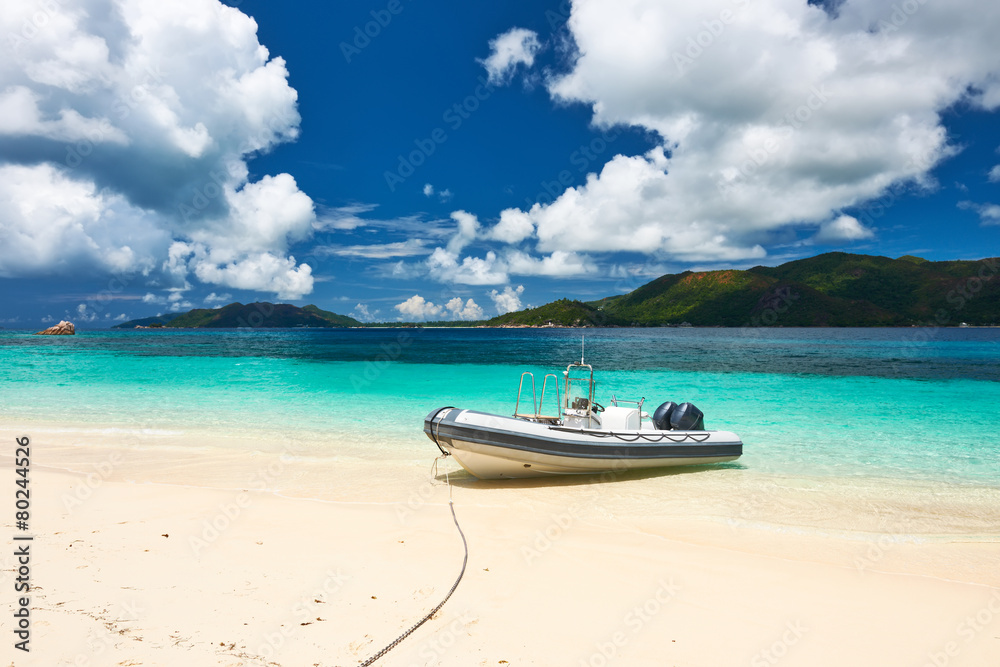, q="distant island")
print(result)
[116,303,362,329]
[115,252,1000,329]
